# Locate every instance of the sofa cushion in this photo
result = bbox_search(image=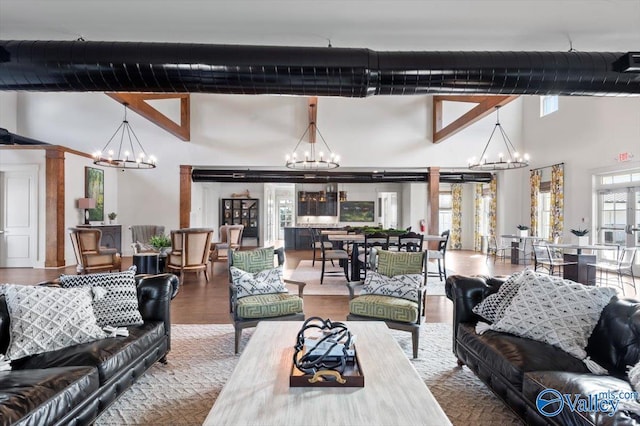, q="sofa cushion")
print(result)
[230,266,287,298]
[472,271,523,323]
[350,294,419,323]
[361,271,422,302]
[11,322,165,384]
[523,370,640,424]
[491,272,616,360]
[1,284,107,360]
[457,323,589,391]
[231,247,275,274]
[0,366,99,425]
[235,294,302,319]
[59,267,144,327]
